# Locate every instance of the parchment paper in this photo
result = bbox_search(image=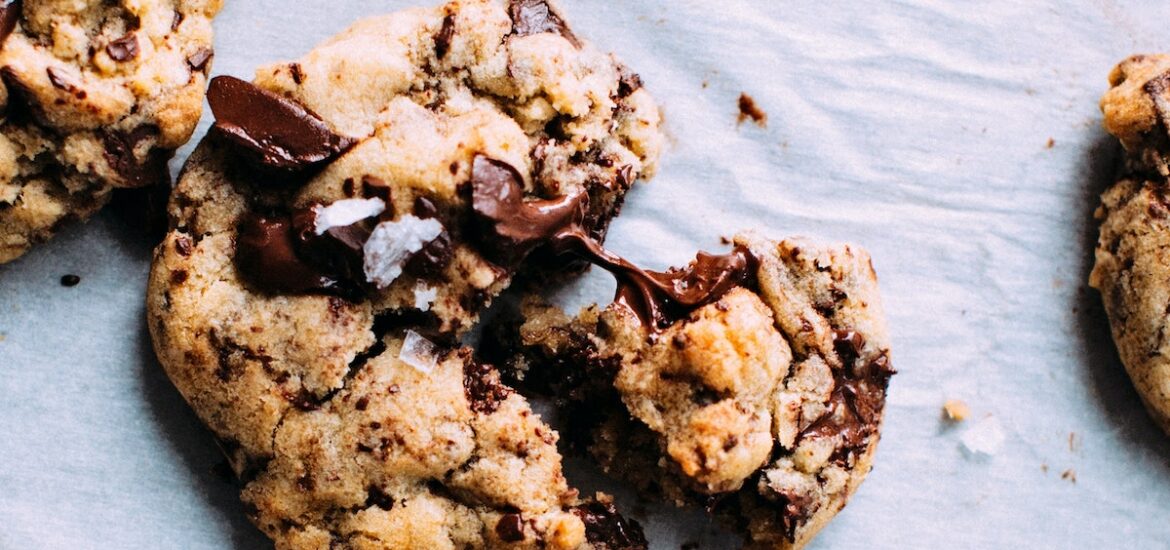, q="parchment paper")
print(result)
[3,1,1170,548]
